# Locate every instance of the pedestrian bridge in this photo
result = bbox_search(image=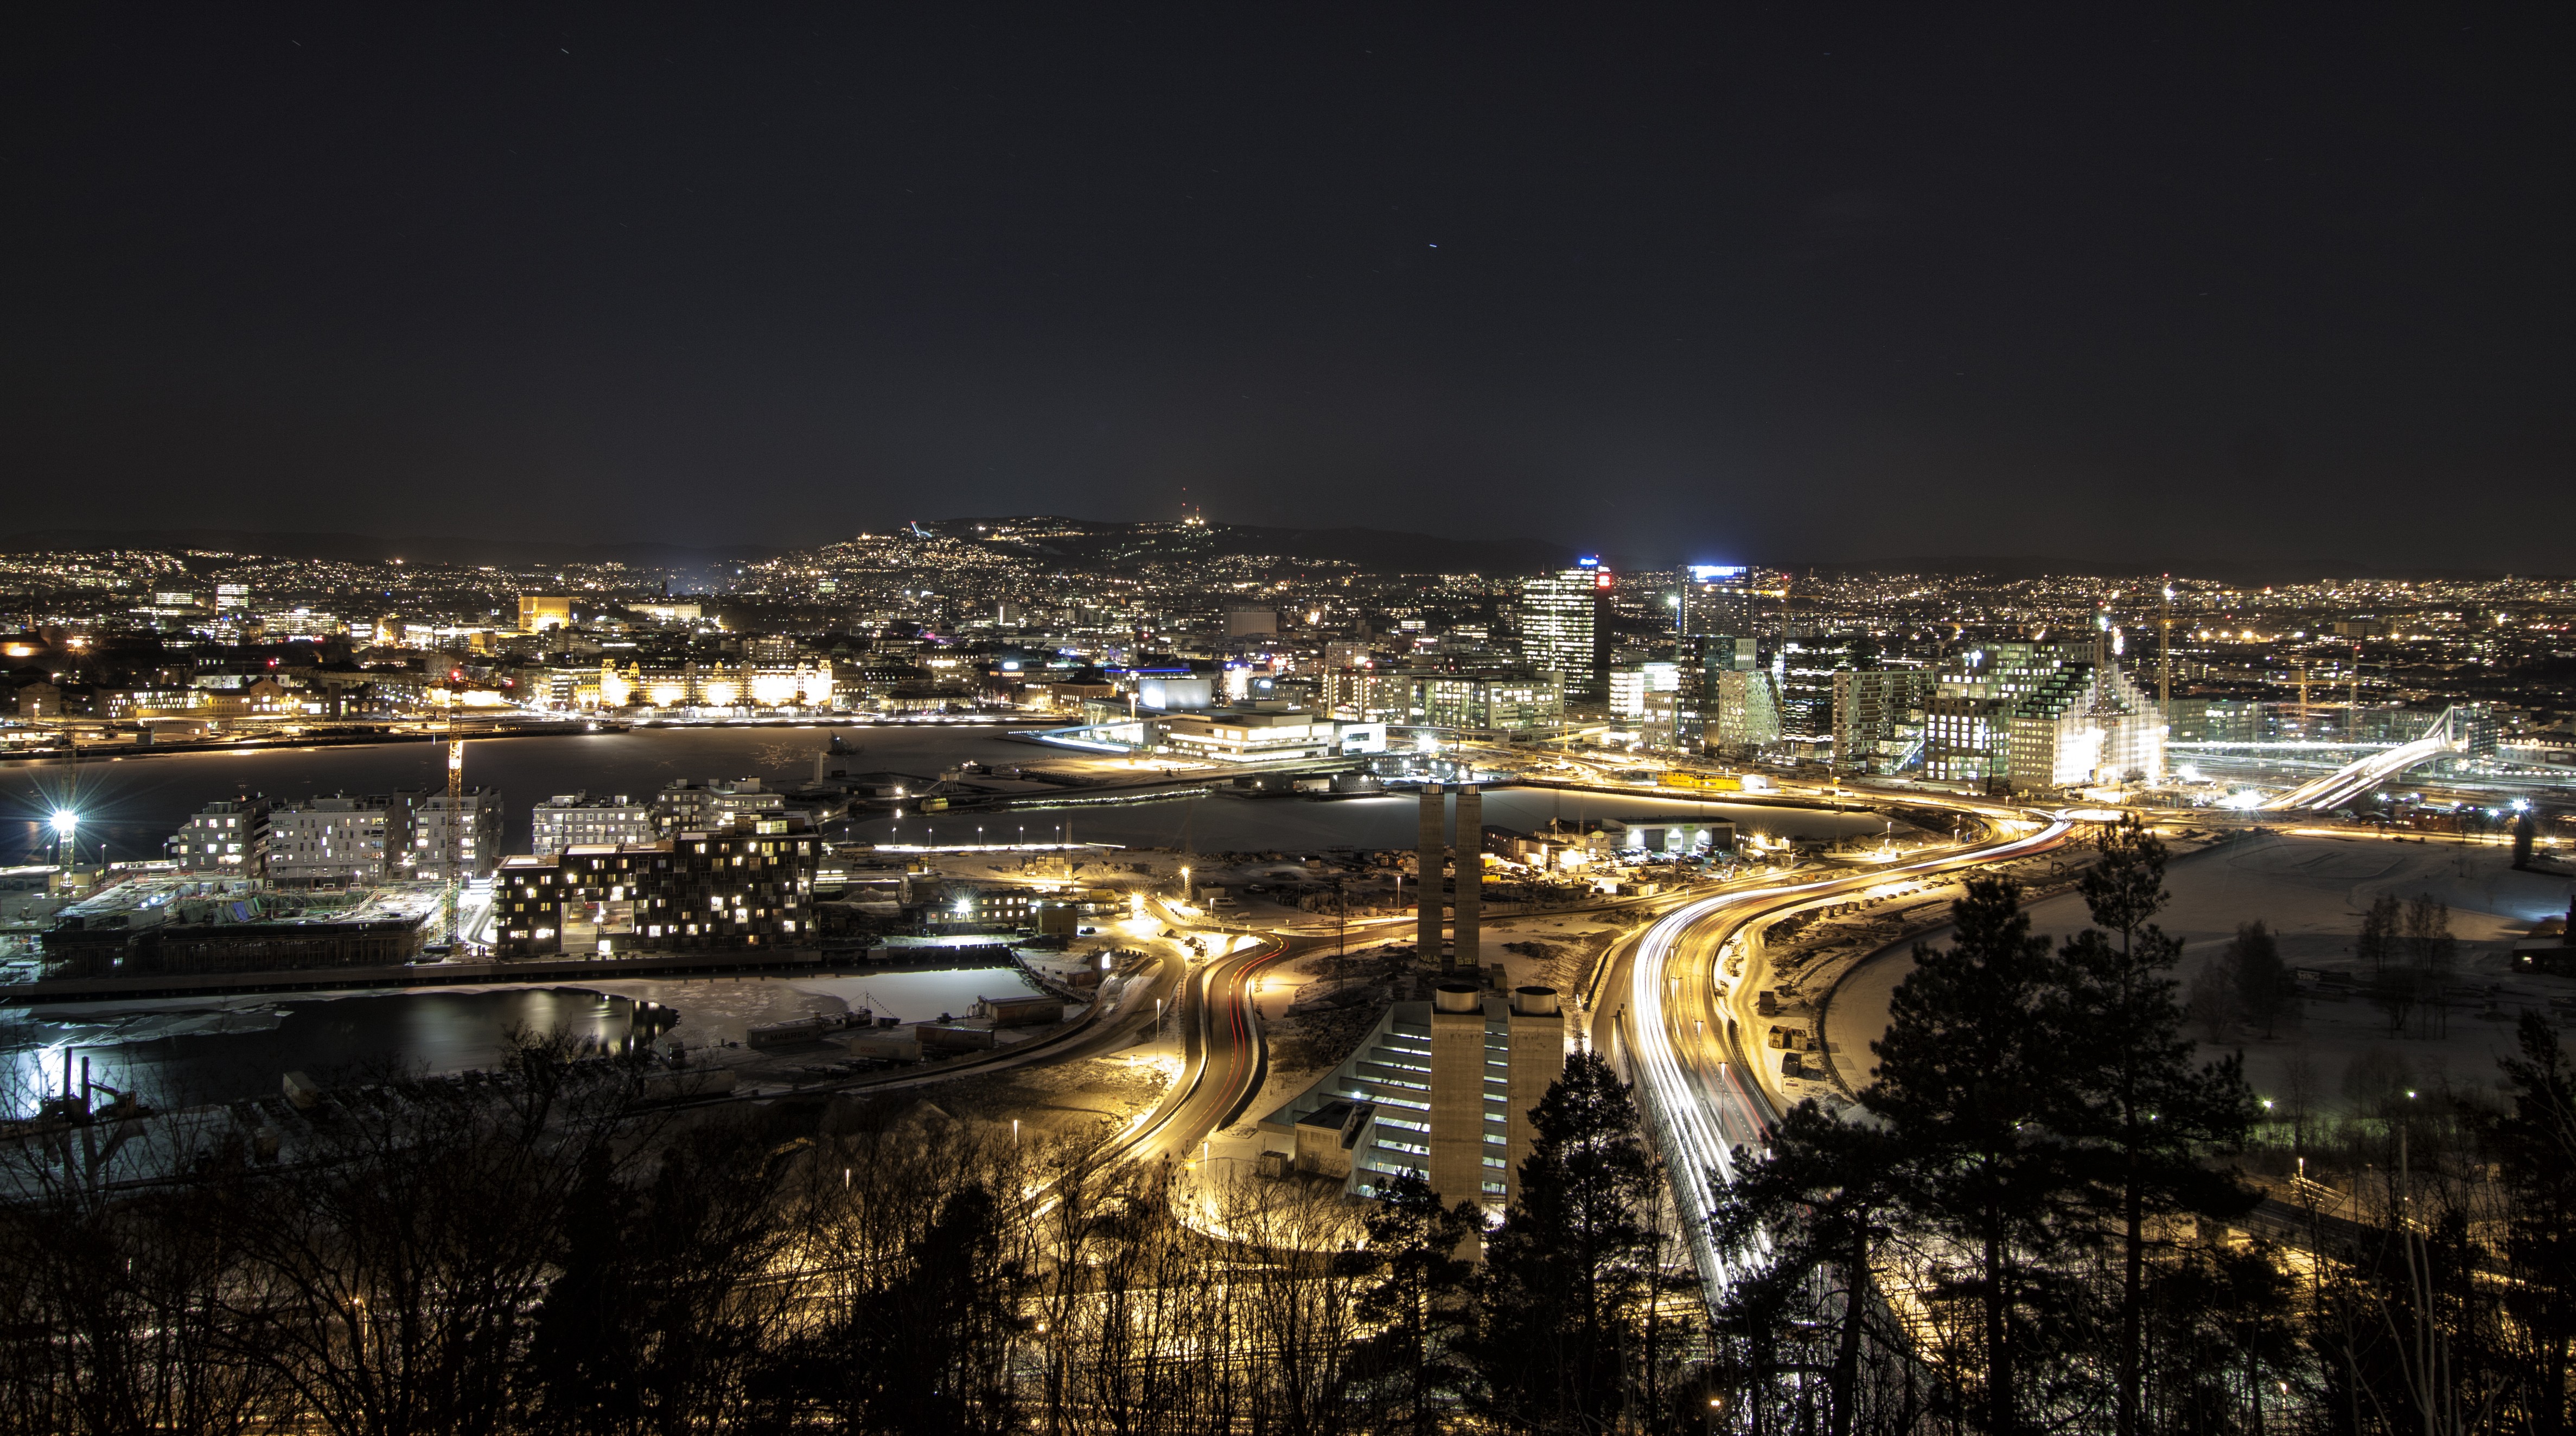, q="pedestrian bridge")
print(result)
[2258,707,2473,811]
